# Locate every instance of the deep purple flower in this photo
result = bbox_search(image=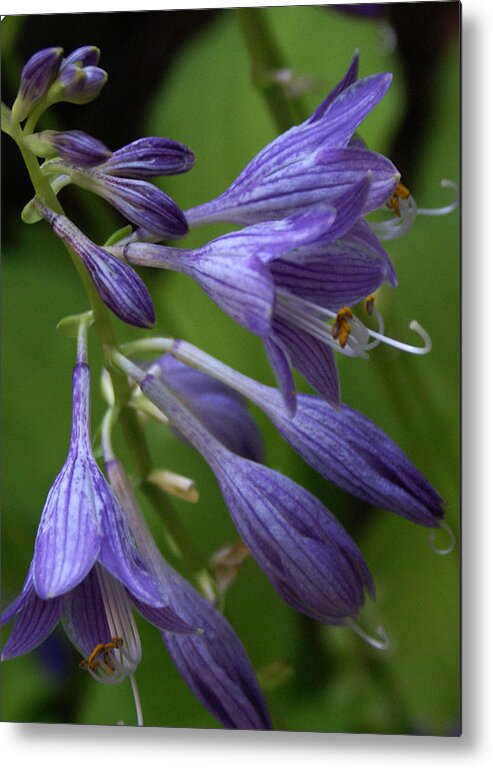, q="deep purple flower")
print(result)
[96,137,195,178]
[185,53,399,227]
[154,355,264,462]
[117,188,396,412]
[105,456,272,729]
[12,47,64,122]
[56,63,108,105]
[167,341,445,528]
[39,206,155,328]
[25,129,112,167]
[43,159,188,239]
[118,358,375,627]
